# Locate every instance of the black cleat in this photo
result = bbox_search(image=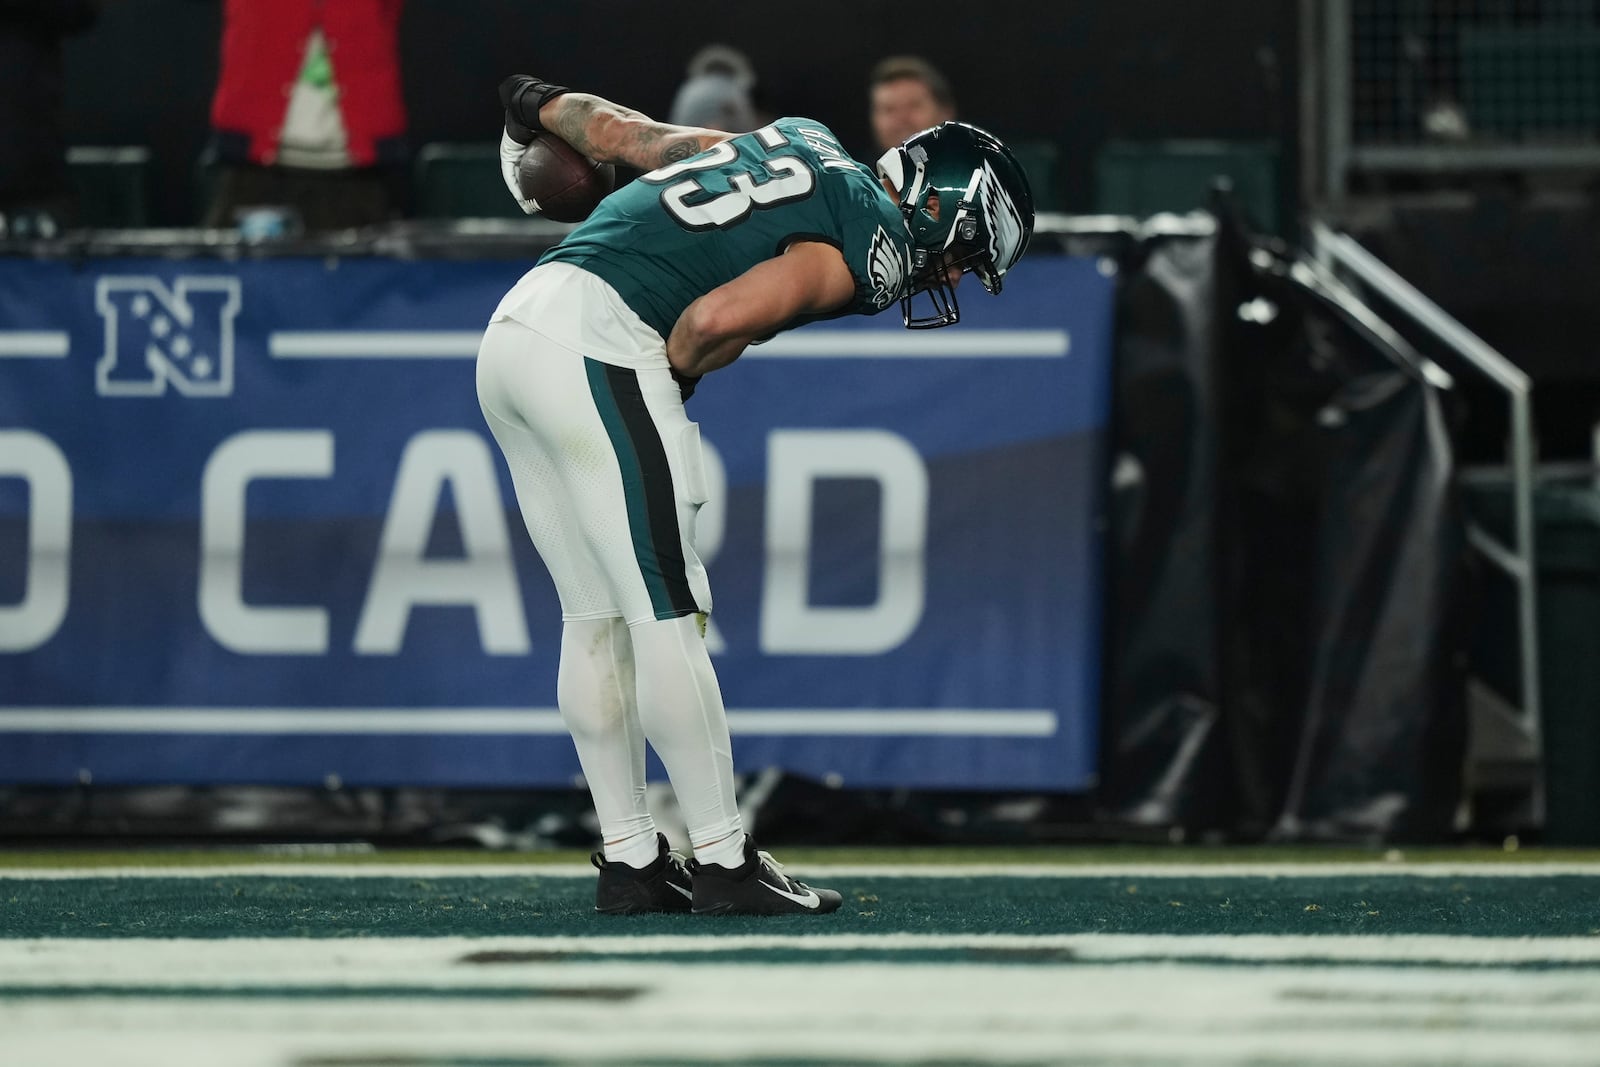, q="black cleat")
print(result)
[687,836,843,916]
[591,834,694,915]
